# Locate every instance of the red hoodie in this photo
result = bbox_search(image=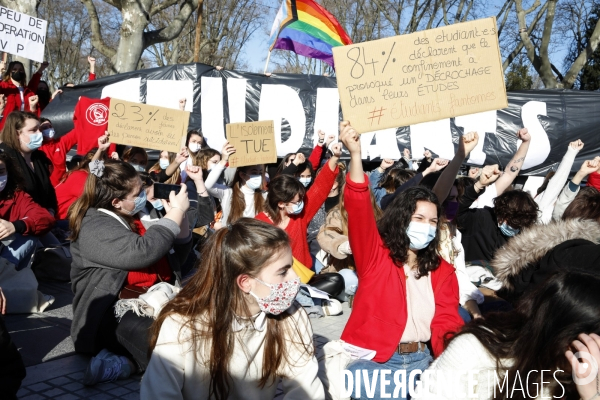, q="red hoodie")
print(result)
[0,190,55,235]
[587,171,600,191]
[72,96,115,155]
[0,72,42,130]
[40,129,79,187]
[340,174,463,362]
